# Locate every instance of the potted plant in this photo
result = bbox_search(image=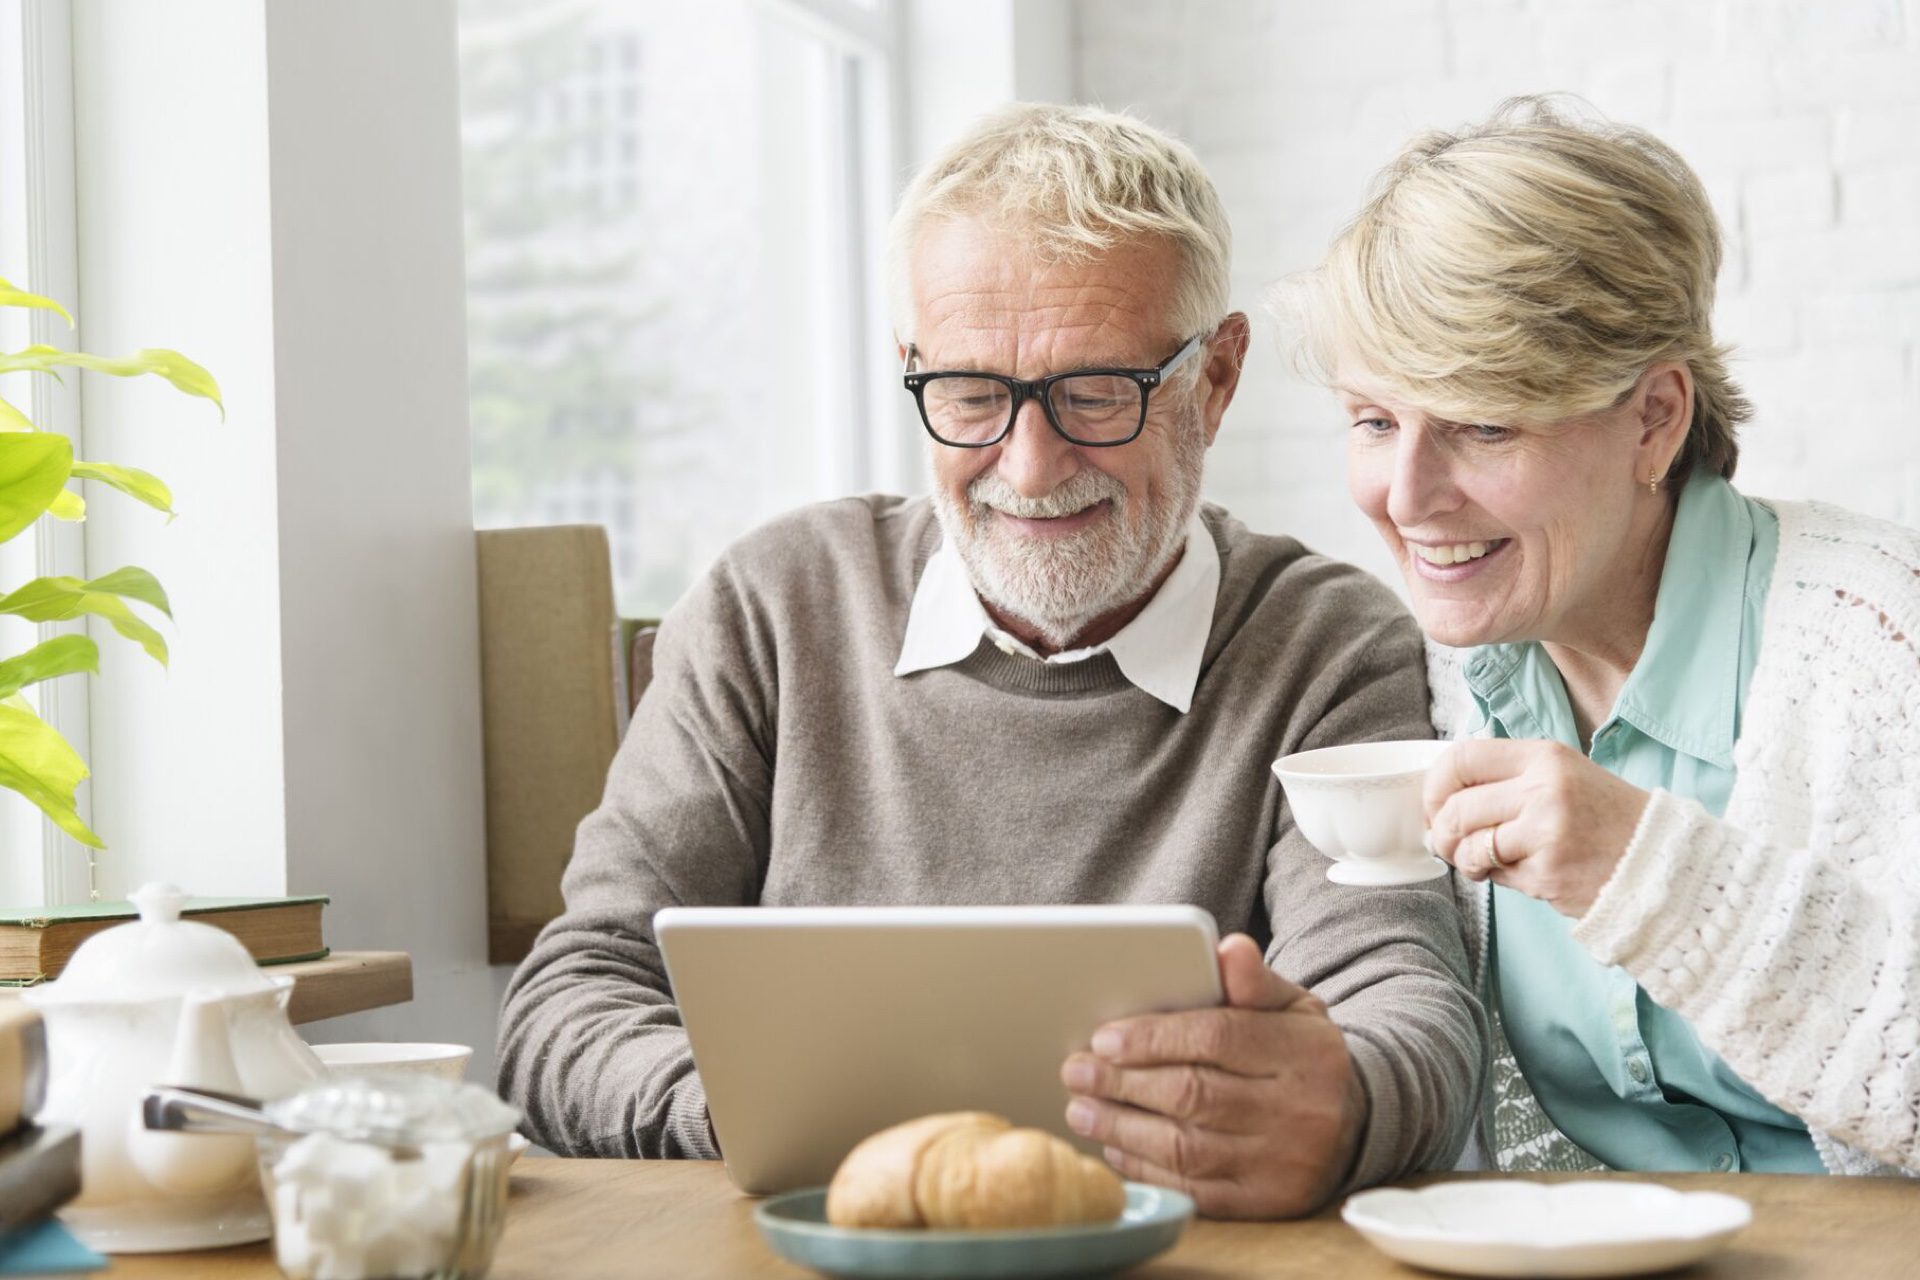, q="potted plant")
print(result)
[0,275,222,848]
